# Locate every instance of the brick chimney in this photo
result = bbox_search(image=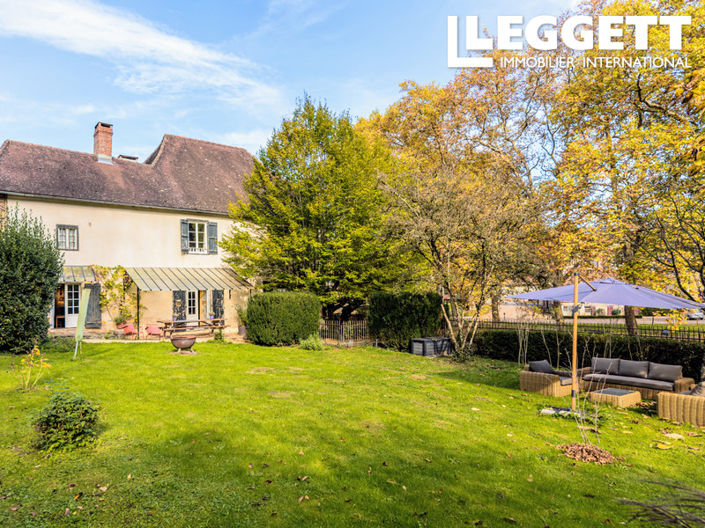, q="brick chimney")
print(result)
[93,122,113,162]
